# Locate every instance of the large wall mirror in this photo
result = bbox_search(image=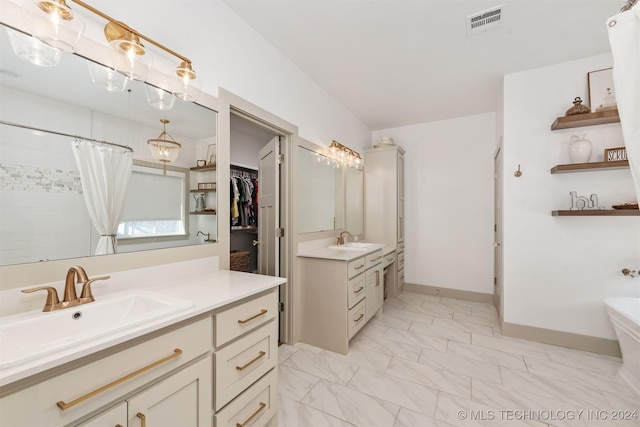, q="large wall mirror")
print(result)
[0,24,218,266]
[297,146,345,233]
